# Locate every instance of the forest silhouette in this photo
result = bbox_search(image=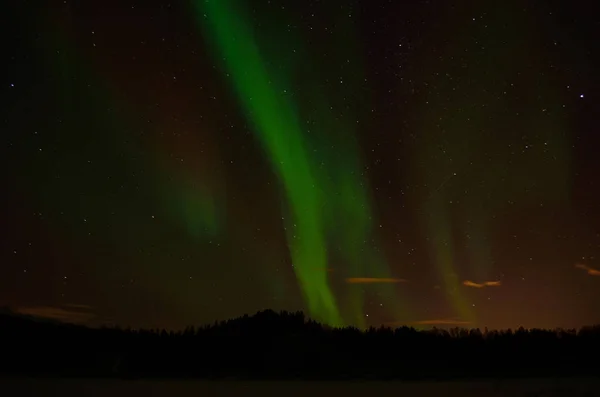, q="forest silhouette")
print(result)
[1,309,599,380]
